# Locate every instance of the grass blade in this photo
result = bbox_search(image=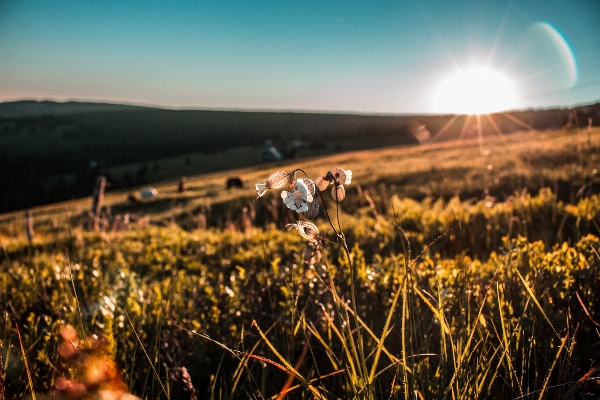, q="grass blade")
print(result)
[368,277,403,384]
[537,333,568,400]
[14,321,35,400]
[512,265,559,338]
[124,310,170,400]
[252,320,327,400]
